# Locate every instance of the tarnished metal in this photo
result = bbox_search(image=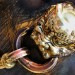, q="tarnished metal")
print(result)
[0,48,28,69]
[0,2,75,74]
[31,3,75,59]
